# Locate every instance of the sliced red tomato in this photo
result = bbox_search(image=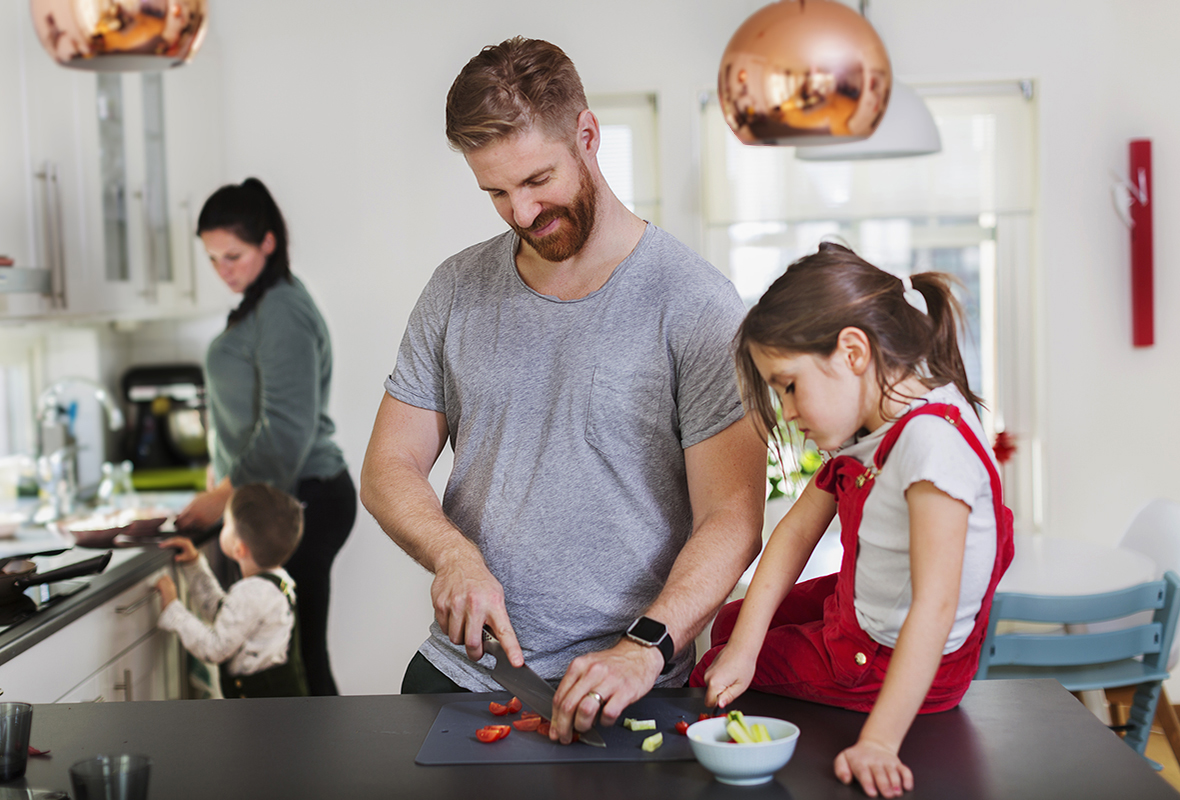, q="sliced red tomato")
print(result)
[476,725,512,742]
[489,701,510,716]
[506,696,522,714]
[675,720,690,735]
[537,720,551,737]
[698,713,711,722]
[520,710,542,720]
[513,717,542,732]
